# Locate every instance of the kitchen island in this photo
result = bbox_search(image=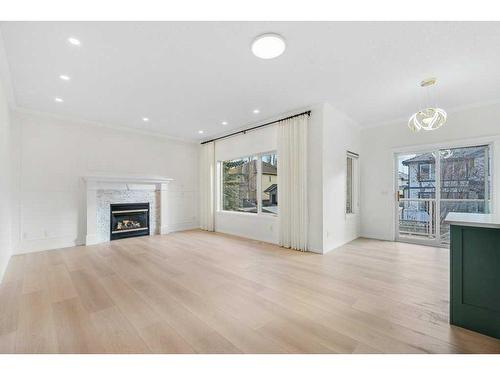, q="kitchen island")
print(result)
[445,212,500,339]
